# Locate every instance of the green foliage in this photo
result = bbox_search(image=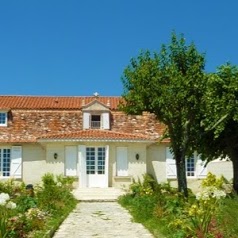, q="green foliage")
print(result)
[198,64,238,192]
[201,172,224,189]
[0,179,25,197]
[36,173,76,215]
[15,194,37,213]
[121,32,207,195]
[0,174,77,237]
[130,174,158,196]
[119,173,238,238]
[218,196,238,237]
